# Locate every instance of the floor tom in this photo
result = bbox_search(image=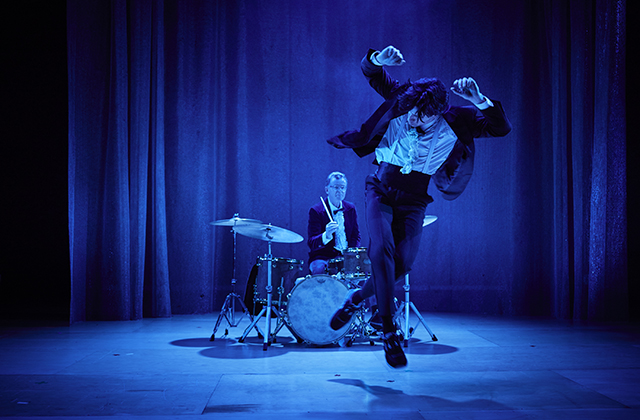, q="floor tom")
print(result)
[244,257,304,314]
